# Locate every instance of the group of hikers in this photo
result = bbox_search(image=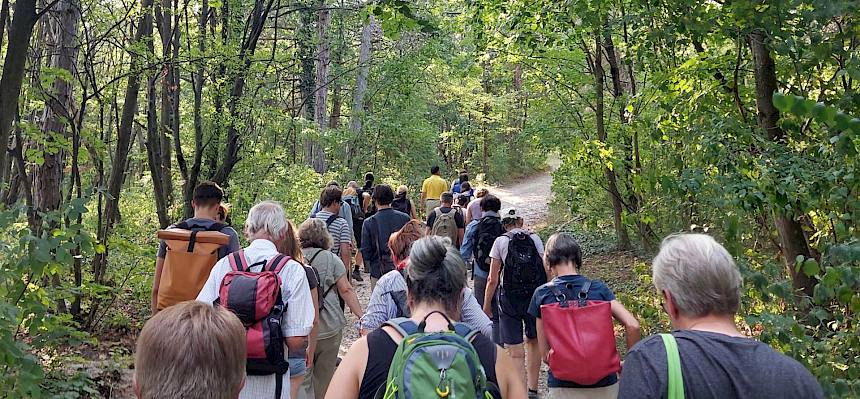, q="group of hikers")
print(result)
[135,167,825,399]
